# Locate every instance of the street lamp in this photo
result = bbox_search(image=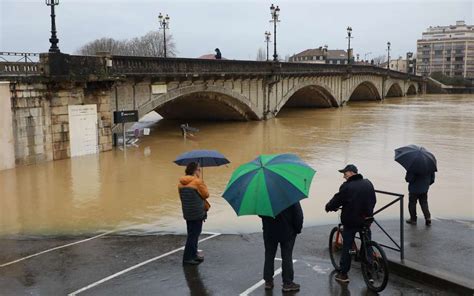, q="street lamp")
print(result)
[387,42,391,70]
[45,0,60,53]
[270,4,280,62]
[158,13,170,58]
[346,26,353,65]
[264,31,271,61]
